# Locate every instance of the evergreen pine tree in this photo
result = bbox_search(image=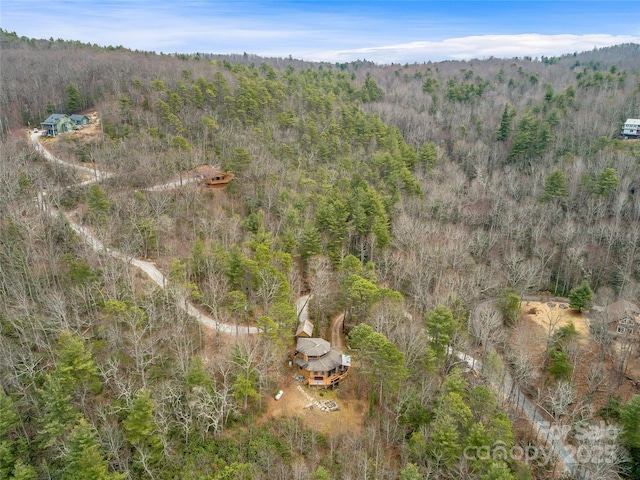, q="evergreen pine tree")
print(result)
[63,418,126,480]
[568,280,593,312]
[496,104,513,141]
[66,84,82,113]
